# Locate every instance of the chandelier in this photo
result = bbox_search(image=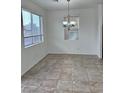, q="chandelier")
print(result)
[63,0,76,31]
